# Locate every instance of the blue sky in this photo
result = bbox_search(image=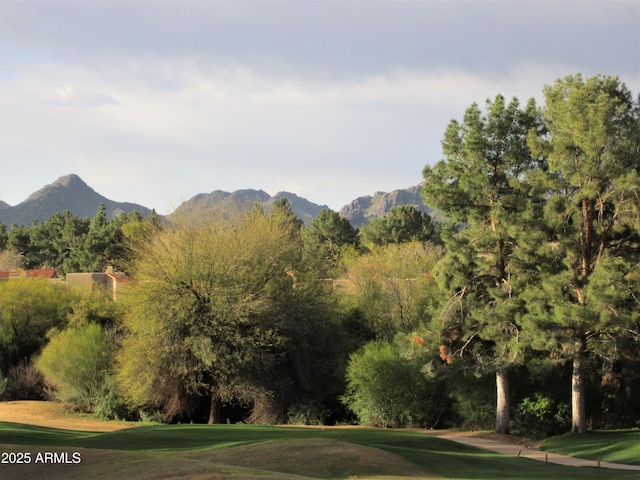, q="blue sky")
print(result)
[1,0,638,214]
